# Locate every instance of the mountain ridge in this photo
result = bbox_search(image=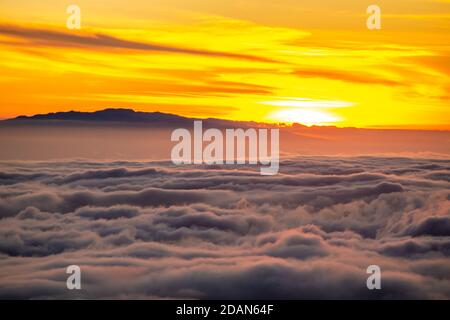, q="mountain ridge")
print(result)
[10,108,191,123]
[4,108,286,129]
